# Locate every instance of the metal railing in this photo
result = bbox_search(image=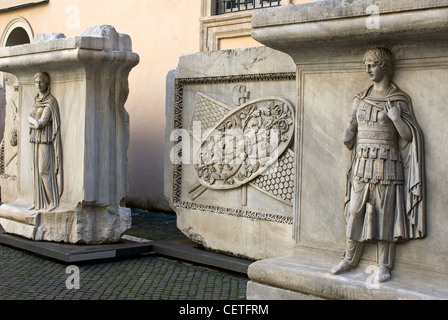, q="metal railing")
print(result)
[215,0,281,15]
